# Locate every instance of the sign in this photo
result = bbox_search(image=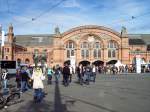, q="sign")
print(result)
[136,55,141,73]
